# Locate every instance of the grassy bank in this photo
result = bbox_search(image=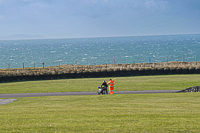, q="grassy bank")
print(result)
[1,61,200,78]
[0,74,200,94]
[1,74,200,132]
[1,93,200,132]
